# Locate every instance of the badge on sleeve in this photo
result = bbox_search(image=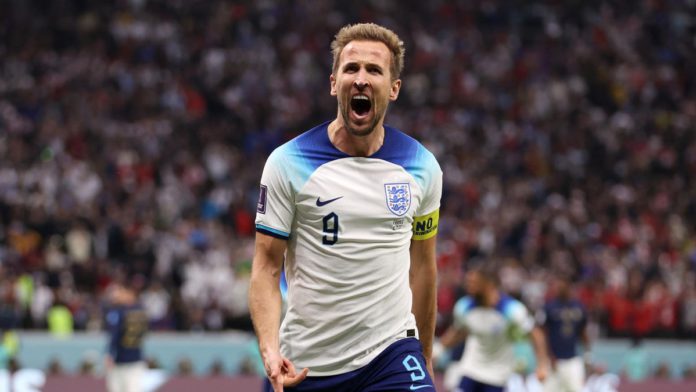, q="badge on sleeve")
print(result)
[257,185,268,214]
